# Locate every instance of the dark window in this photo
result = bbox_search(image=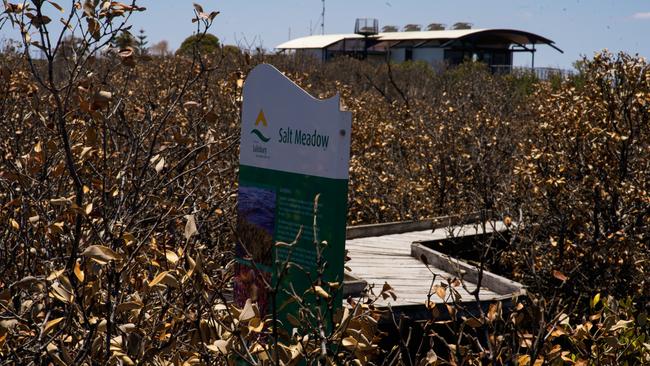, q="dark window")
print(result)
[444,50,464,65]
[405,48,413,61]
[492,51,508,66]
[482,52,492,64]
